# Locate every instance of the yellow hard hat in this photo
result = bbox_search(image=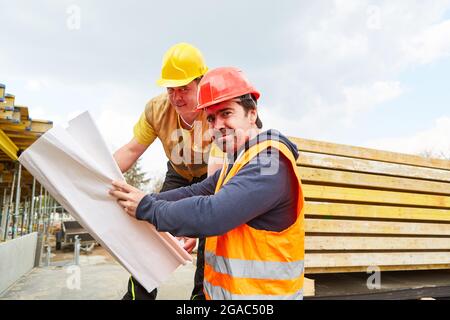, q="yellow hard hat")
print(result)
[156,43,208,88]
